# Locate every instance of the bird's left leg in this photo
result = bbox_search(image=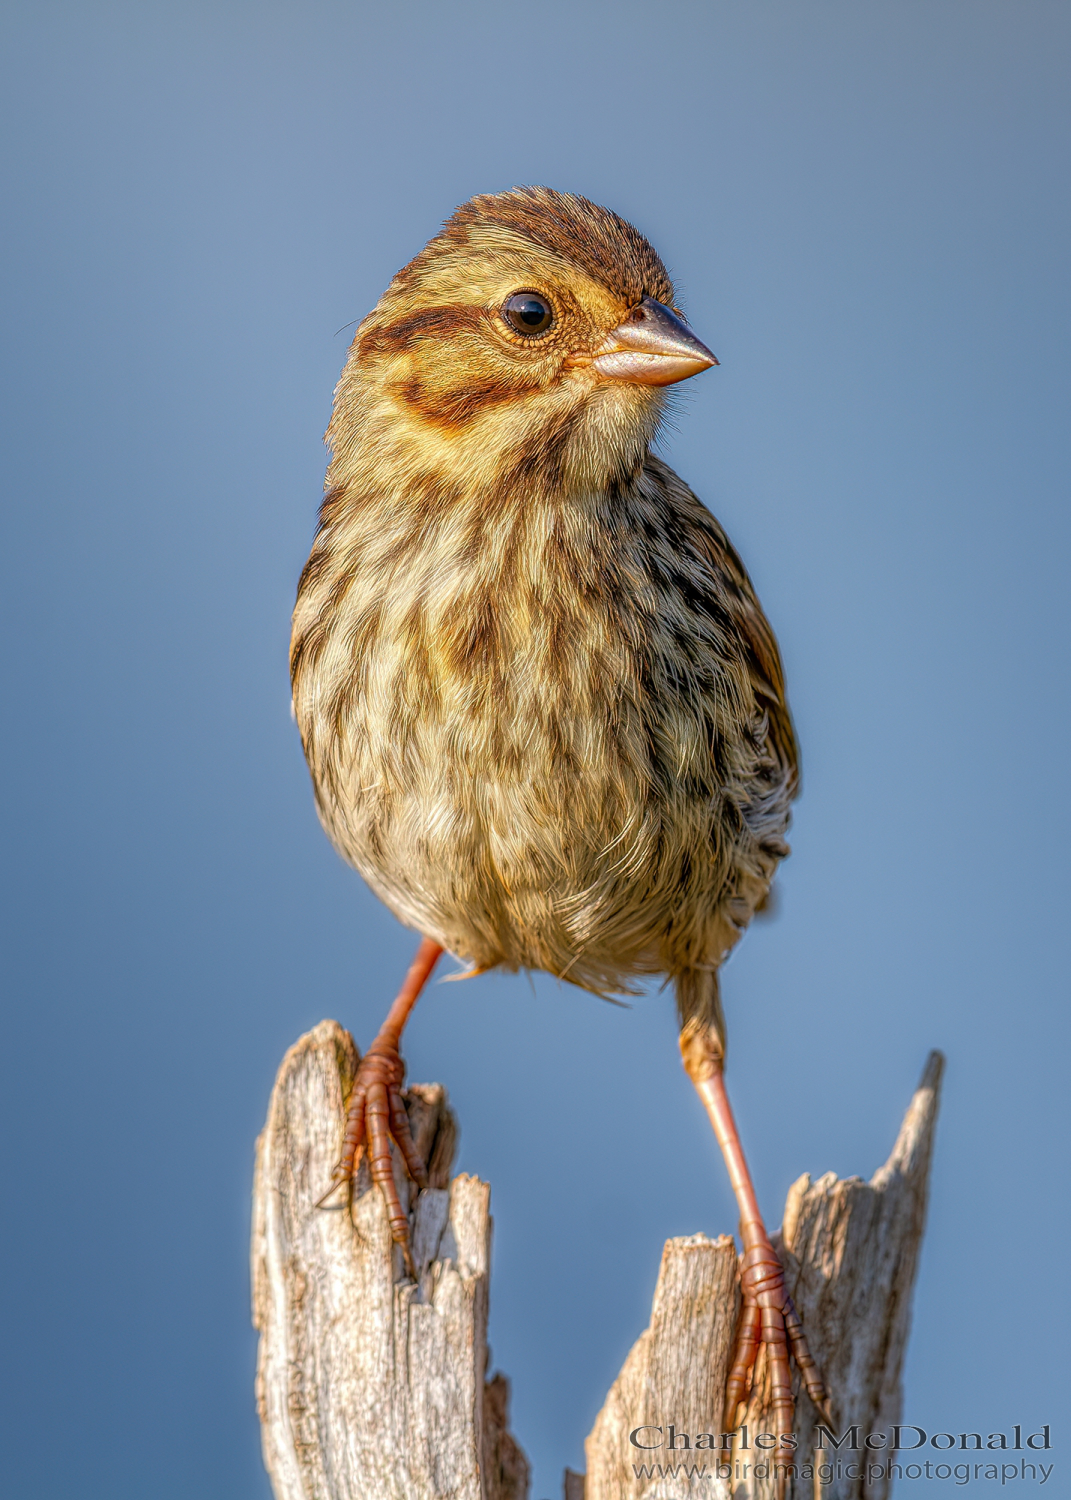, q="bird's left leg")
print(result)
[317,937,443,1275]
[677,971,829,1439]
